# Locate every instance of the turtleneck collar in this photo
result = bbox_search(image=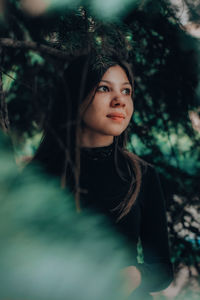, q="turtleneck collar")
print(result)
[80,142,114,161]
